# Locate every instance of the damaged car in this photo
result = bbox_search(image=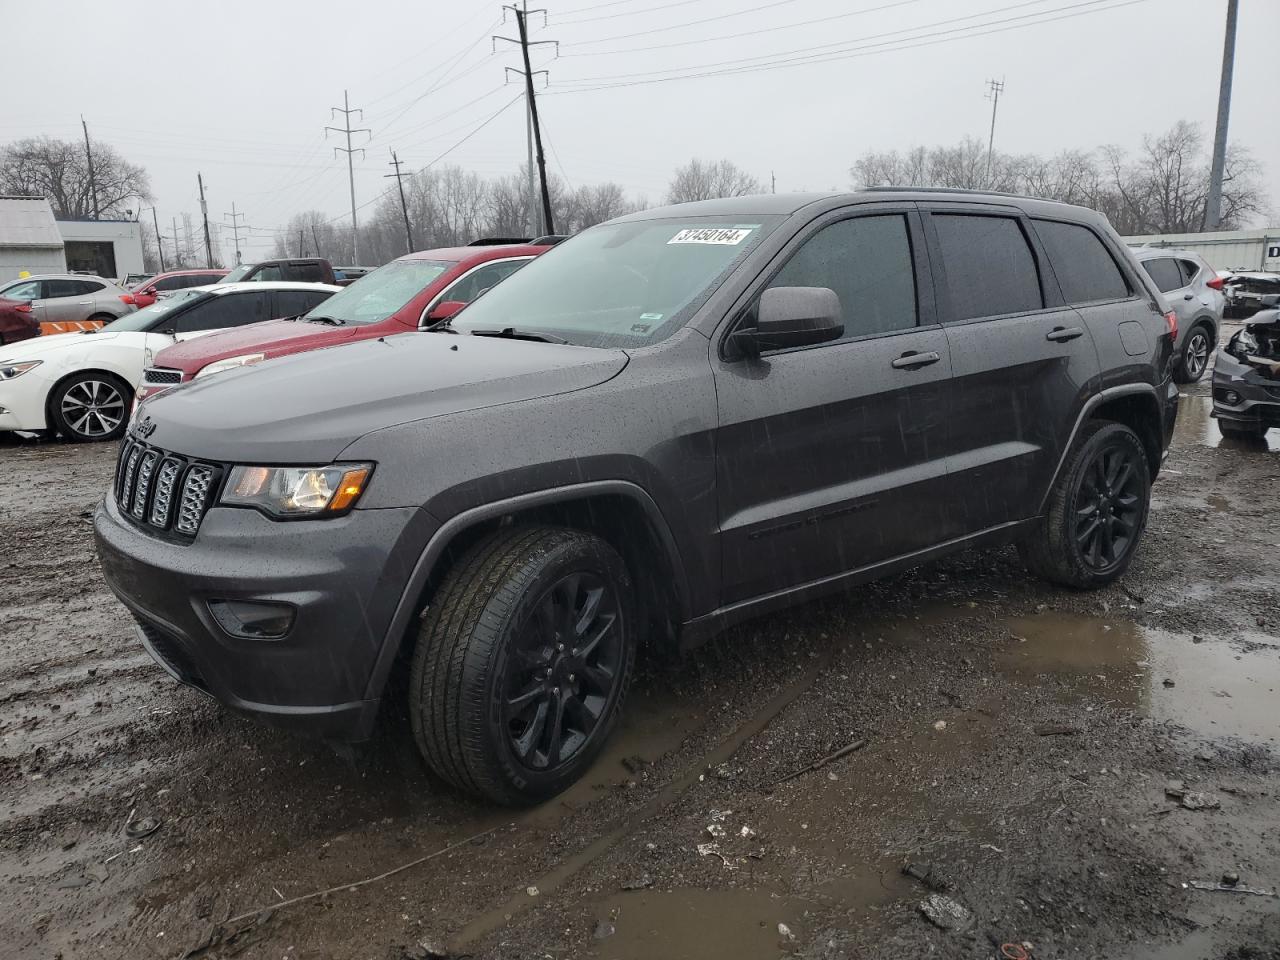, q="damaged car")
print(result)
[1213,295,1280,440]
